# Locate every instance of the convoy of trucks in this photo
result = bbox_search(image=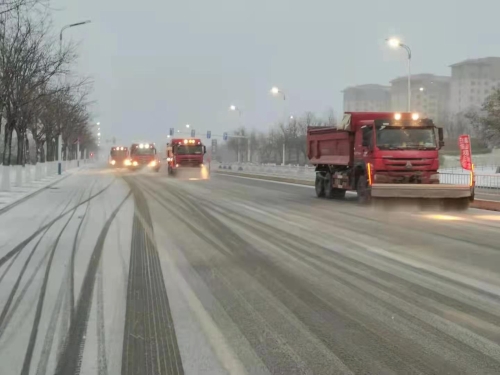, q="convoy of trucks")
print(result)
[112,111,474,210]
[166,138,206,176]
[307,112,475,209]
